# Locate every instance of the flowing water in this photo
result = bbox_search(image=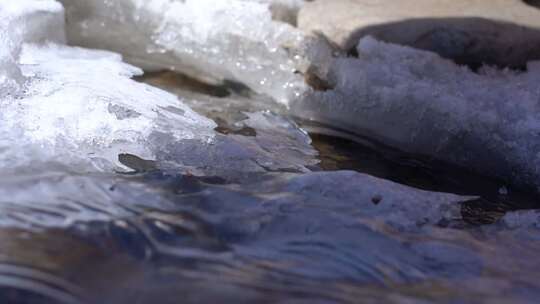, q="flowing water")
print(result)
[1,71,540,304]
